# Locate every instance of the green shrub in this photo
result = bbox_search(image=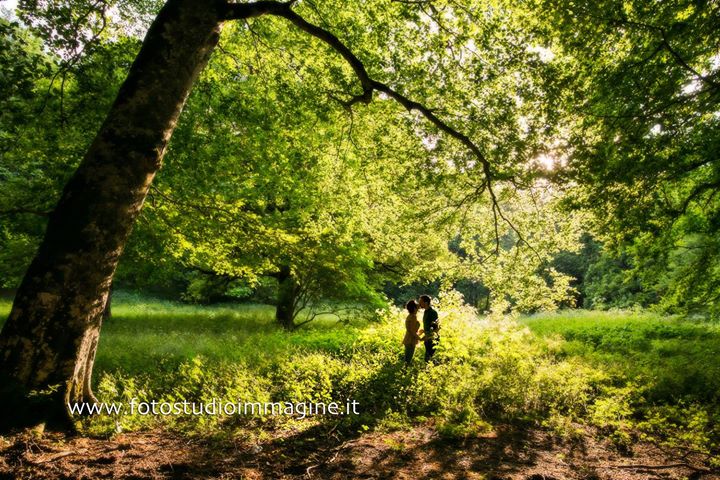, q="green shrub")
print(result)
[71,291,719,454]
